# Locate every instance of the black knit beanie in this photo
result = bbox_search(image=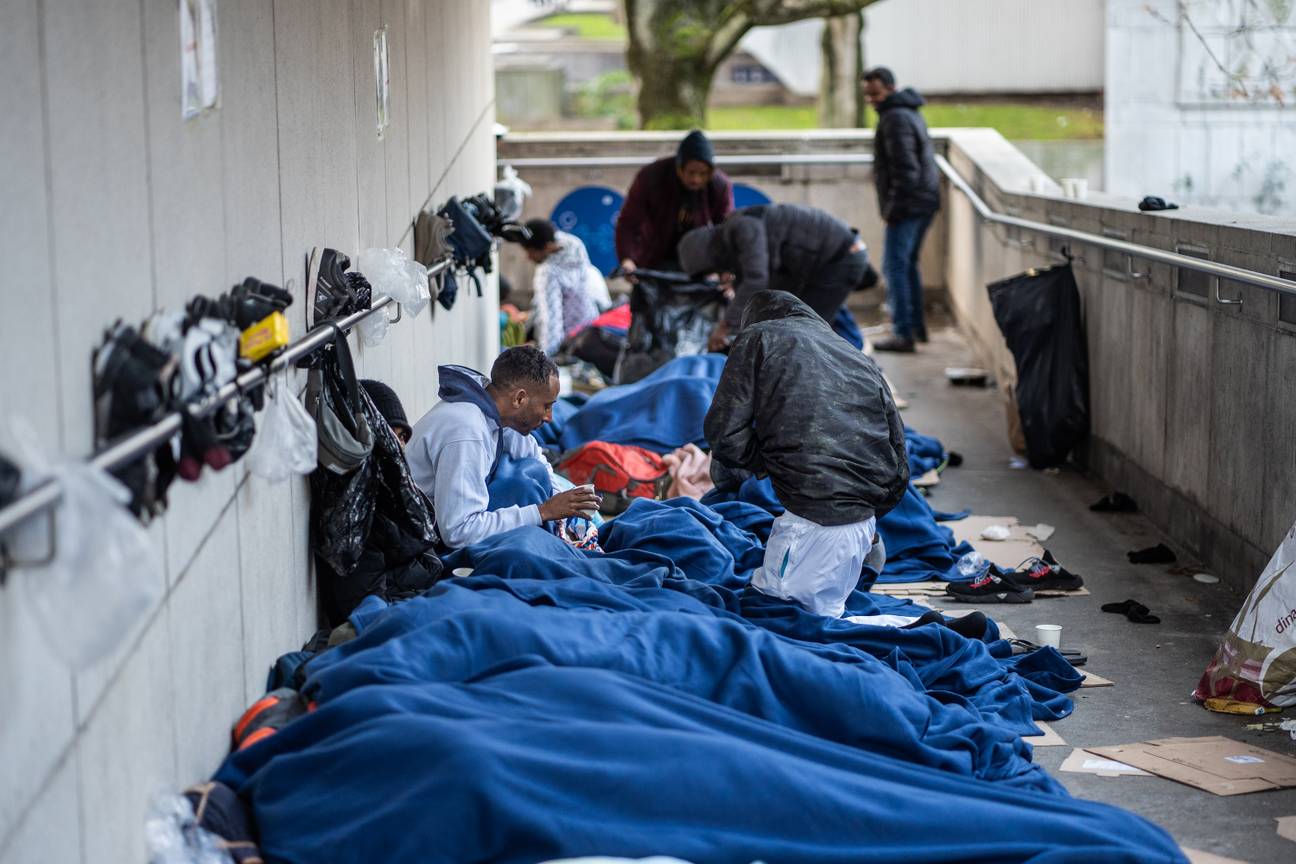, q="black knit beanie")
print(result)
[676,130,715,168]
[360,379,410,436]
